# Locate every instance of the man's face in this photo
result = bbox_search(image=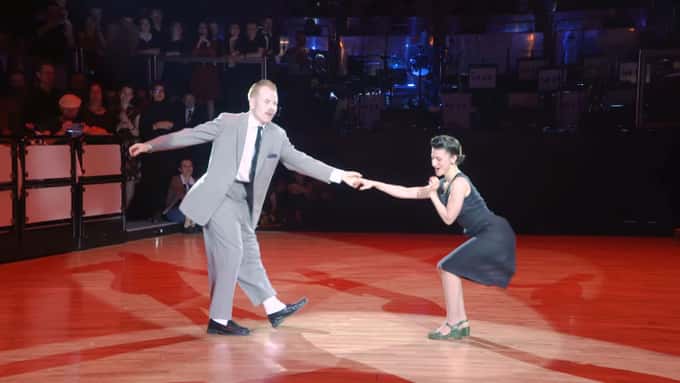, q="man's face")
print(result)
[184,94,195,108]
[249,86,278,124]
[38,65,56,89]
